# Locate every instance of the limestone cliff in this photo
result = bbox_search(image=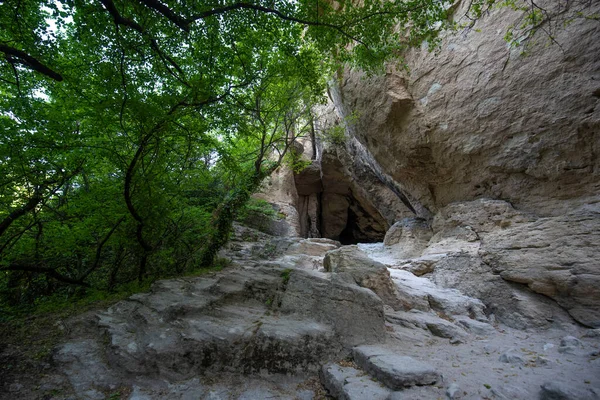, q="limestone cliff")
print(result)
[336,3,599,216]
